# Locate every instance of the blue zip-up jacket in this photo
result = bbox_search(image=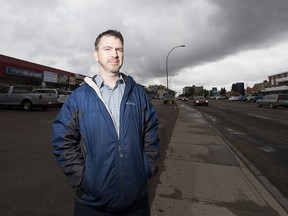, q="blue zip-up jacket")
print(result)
[52,74,160,211]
